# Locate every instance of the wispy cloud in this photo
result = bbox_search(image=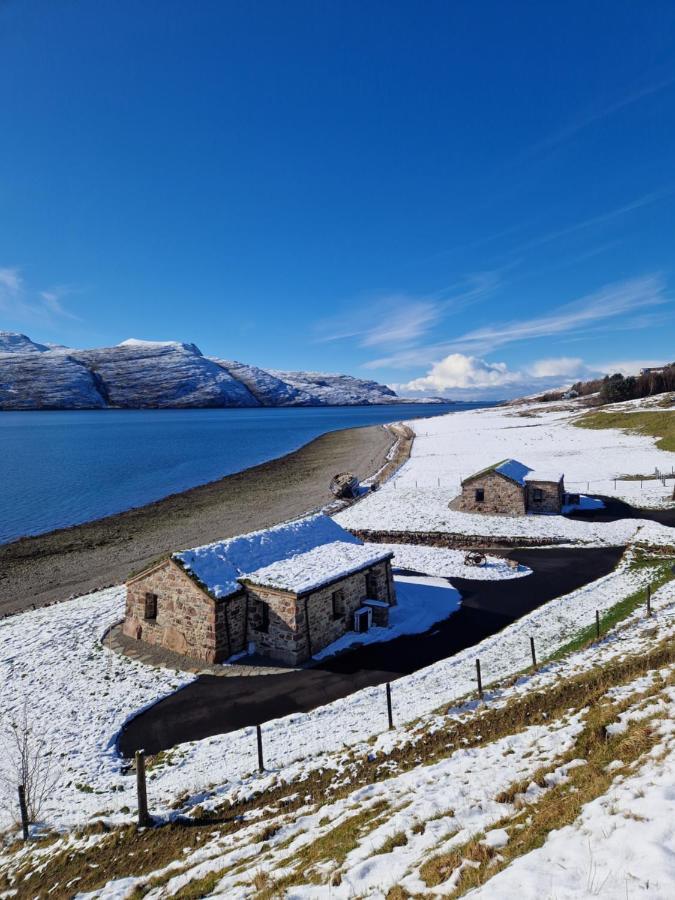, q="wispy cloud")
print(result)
[314,271,502,351]
[0,267,80,325]
[365,274,668,370]
[505,191,669,257]
[526,75,675,159]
